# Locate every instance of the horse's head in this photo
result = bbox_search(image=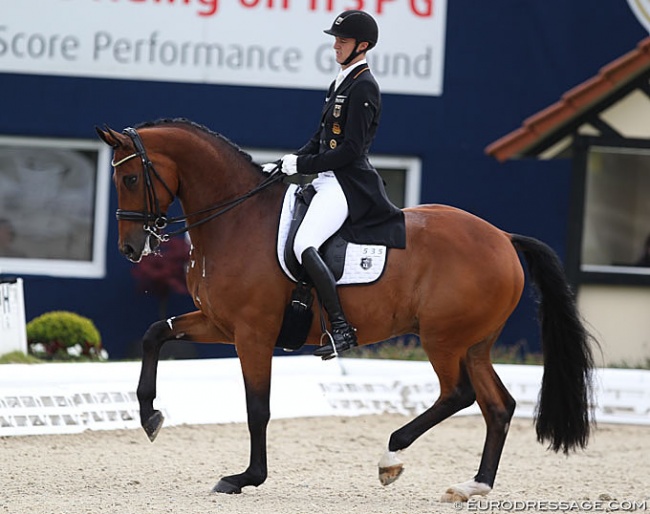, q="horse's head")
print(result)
[96,125,179,263]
